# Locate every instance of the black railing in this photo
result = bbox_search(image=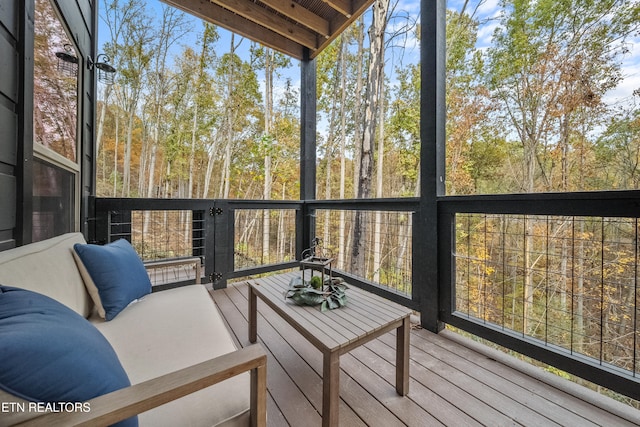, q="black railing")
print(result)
[93,198,303,289]
[308,199,419,309]
[215,199,303,282]
[439,190,640,401]
[92,197,418,308]
[93,198,212,289]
